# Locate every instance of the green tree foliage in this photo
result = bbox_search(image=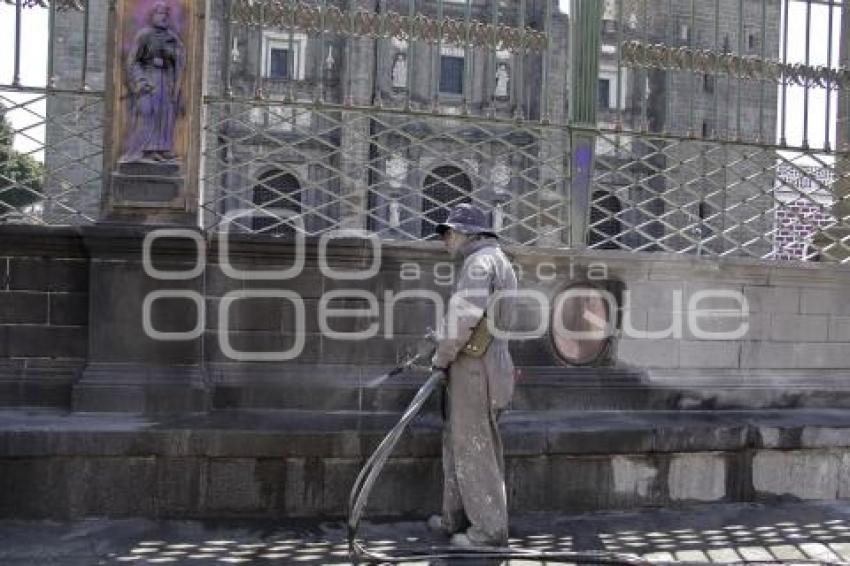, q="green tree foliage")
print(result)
[0,104,45,211]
